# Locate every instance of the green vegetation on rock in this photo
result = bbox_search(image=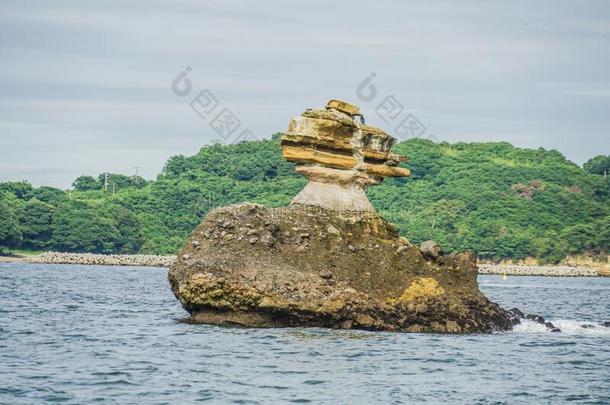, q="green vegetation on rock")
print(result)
[1,136,608,262]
